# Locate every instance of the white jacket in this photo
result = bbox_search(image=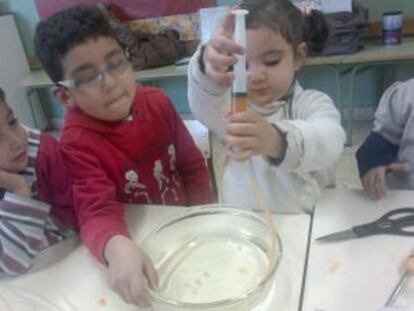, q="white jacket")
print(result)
[188,48,346,213]
[373,79,414,189]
